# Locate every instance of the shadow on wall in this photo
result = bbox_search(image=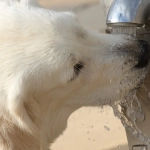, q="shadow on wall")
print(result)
[105,144,128,150]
